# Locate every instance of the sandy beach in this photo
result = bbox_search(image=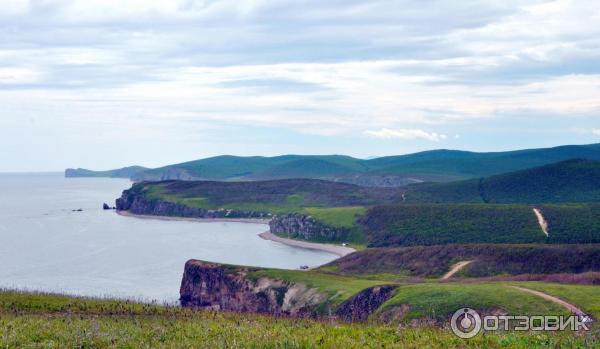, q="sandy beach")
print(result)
[117,211,355,257]
[116,210,271,225]
[259,231,355,257]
